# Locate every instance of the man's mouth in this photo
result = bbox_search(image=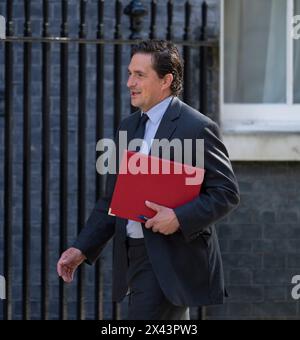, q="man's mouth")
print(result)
[131,91,141,97]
